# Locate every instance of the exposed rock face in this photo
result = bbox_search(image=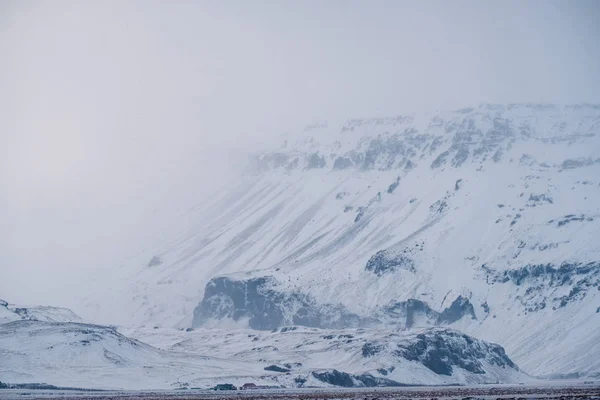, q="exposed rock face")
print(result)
[454,178,463,191]
[387,177,401,193]
[437,296,477,324]
[192,276,364,330]
[561,157,600,170]
[311,369,405,387]
[307,328,519,386]
[396,329,517,376]
[264,365,290,373]
[365,250,415,276]
[311,370,356,387]
[527,193,554,206]
[382,299,439,328]
[552,214,594,227]
[380,296,476,328]
[306,152,327,169]
[194,275,478,330]
[484,262,600,311]
[431,150,450,169]
[333,156,353,170]
[361,342,384,357]
[147,256,162,267]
